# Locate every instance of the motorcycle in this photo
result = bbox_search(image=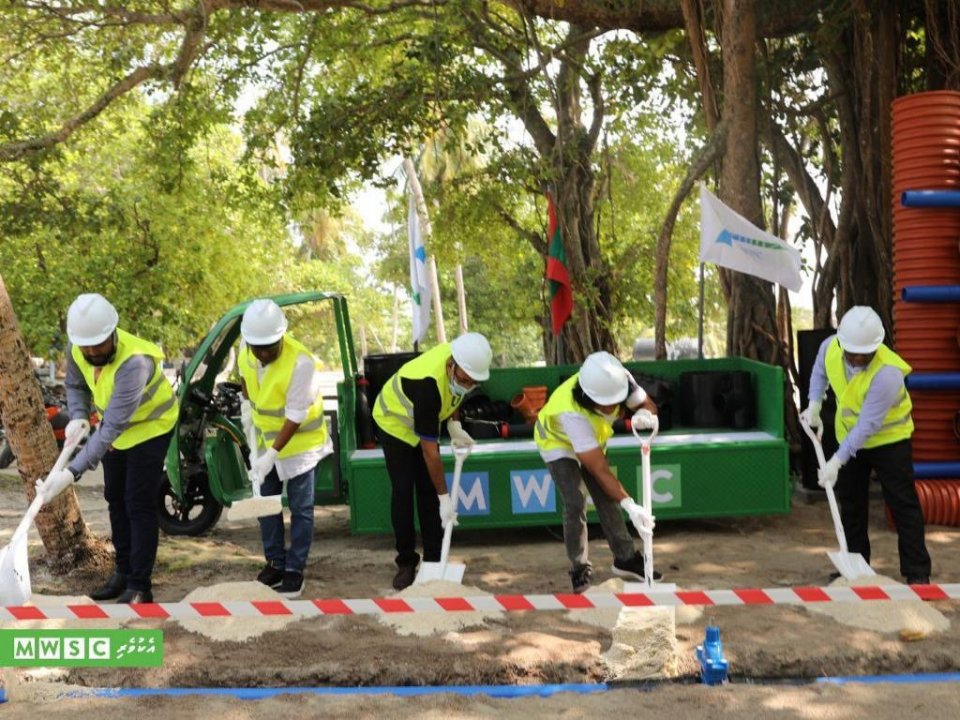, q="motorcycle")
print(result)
[0,376,98,470]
